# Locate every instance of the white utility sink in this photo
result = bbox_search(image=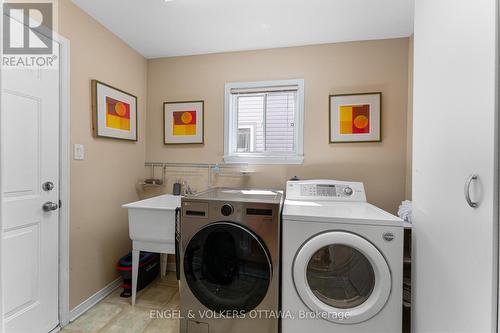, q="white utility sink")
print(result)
[122,194,181,248]
[122,194,182,305]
